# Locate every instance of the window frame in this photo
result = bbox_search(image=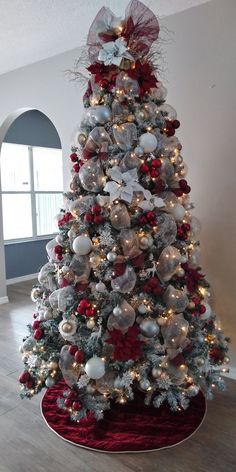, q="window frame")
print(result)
[1,143,63,244]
